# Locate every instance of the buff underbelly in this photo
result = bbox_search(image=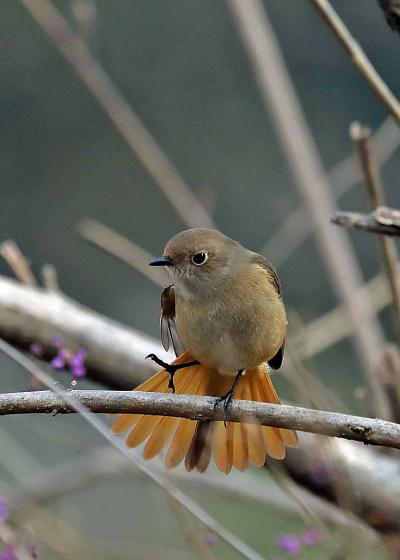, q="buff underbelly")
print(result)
[176,300,285,375]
